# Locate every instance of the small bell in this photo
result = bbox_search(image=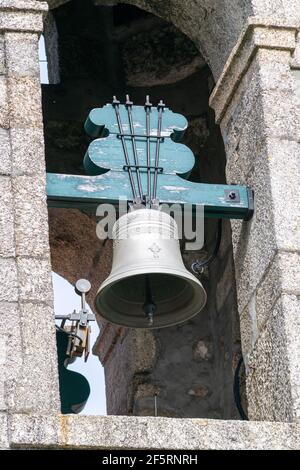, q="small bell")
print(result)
[95,208,206,328]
